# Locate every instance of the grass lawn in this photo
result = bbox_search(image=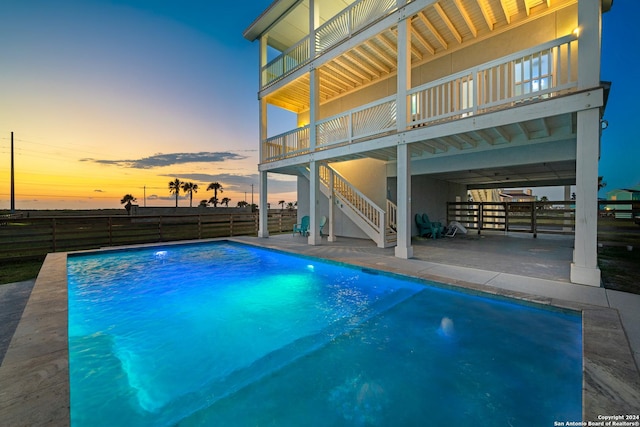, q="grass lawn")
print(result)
[0,259,44,285]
